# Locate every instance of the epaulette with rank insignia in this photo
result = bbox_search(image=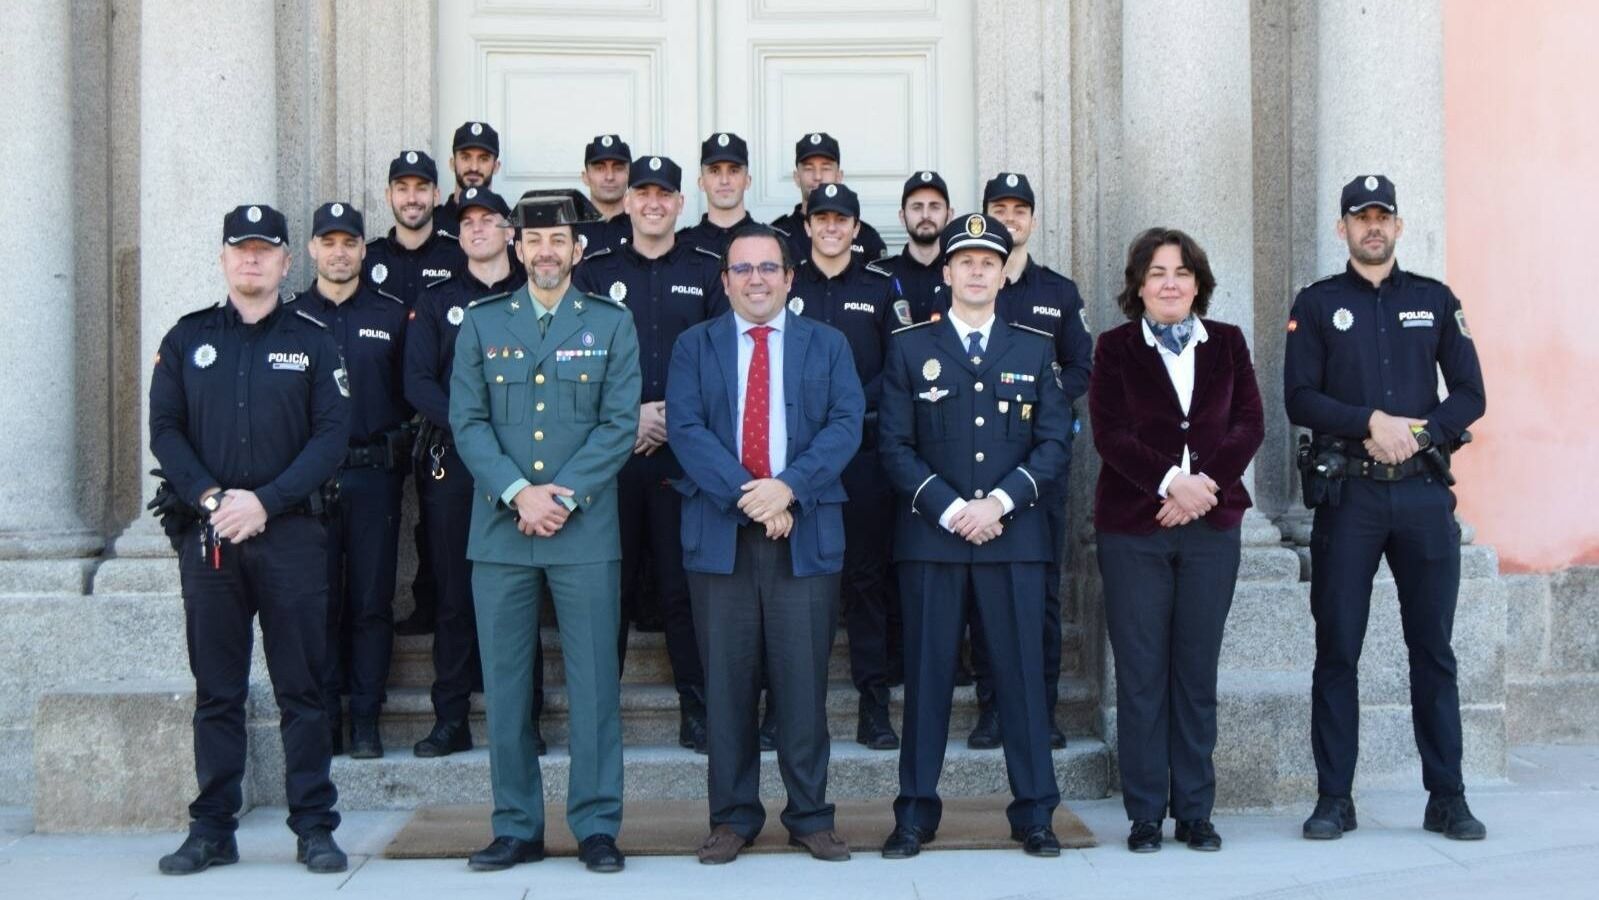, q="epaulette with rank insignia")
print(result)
[423,274,451,290]
[466,291,511,309]
[891,319,935,335]
[1405,270,1443,286]
[1009,322,1053,339]
[1298,272,1340,293]
[771,224,792,238]
[179,302,221,321]
[692,245,722,262]
[295,309,328,328]
[281,290,299,304]
[583,246,615,261]
[863,261,891,278]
